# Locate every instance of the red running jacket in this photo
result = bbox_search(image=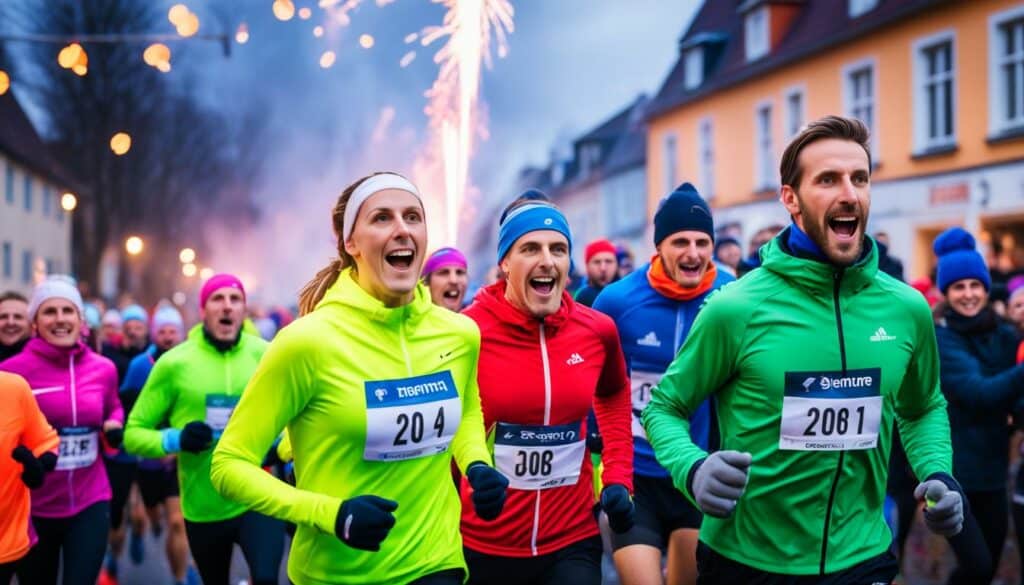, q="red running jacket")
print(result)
[460,281,632,557]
